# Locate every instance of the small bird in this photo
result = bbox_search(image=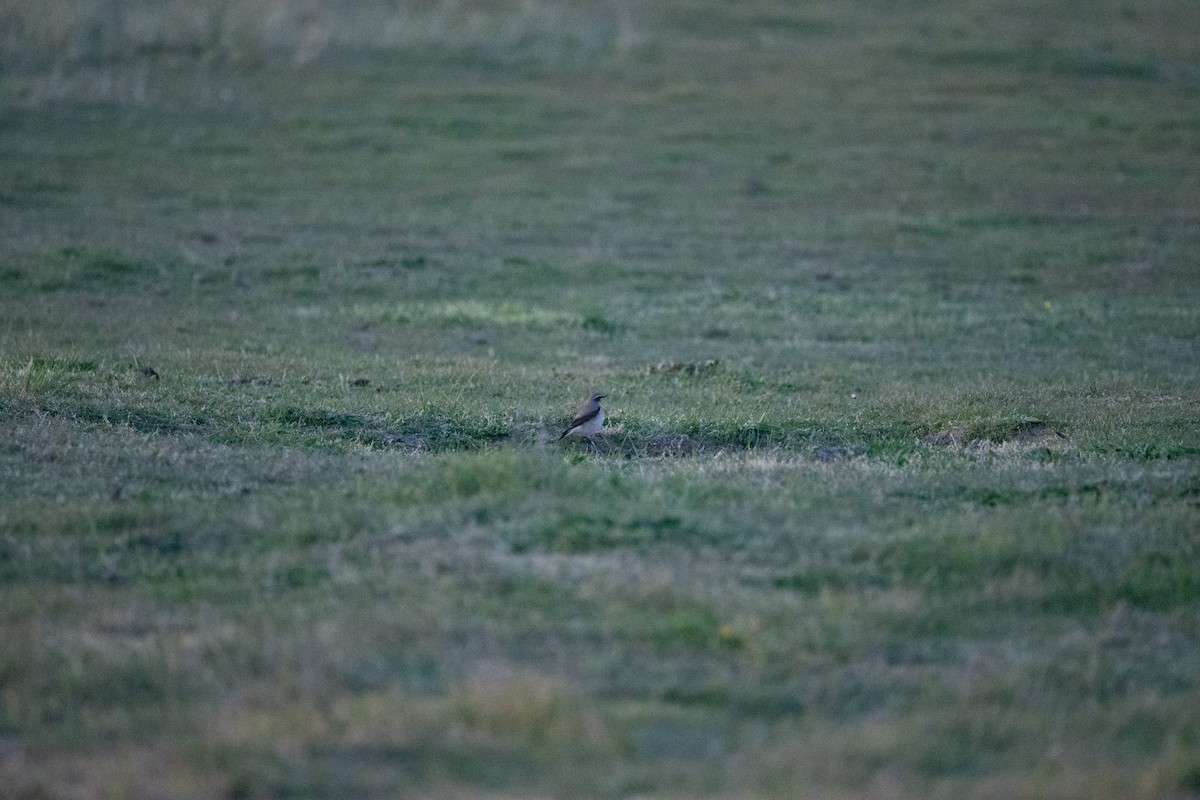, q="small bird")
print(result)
[560,393,606,439]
